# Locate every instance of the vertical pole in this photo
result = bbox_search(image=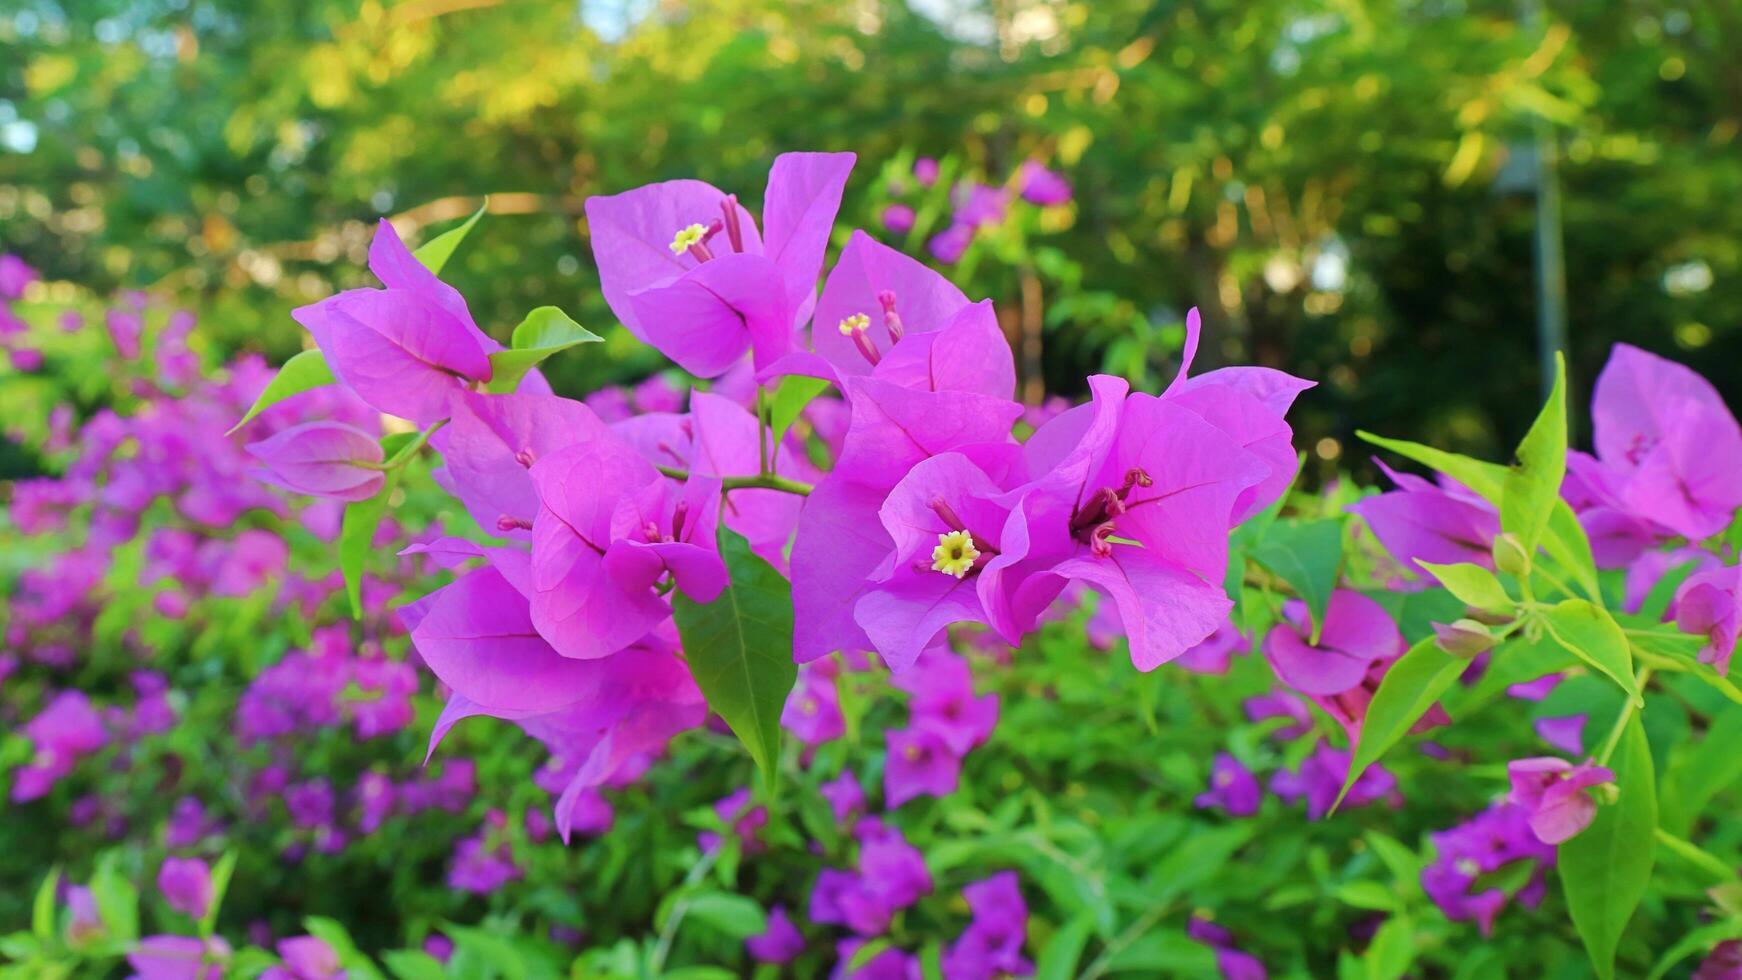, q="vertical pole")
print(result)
[1527,0,1572,436]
